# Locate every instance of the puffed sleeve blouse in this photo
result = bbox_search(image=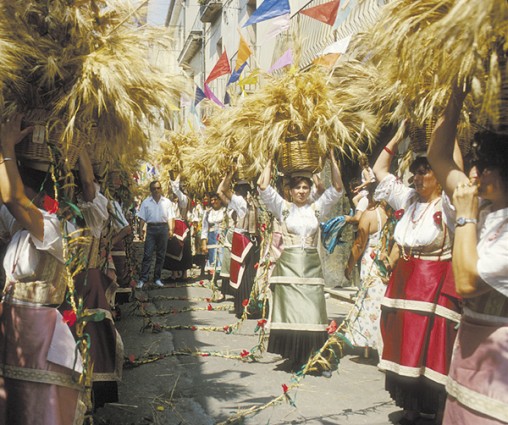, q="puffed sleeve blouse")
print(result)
[374,174,449,257]
[258,185,342,248]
